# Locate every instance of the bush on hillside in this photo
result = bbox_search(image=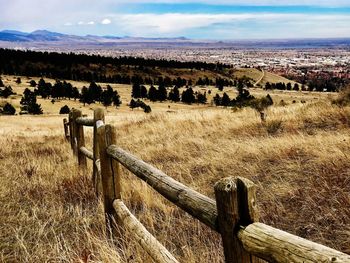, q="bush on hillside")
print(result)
[59,105,70,114]
[1,103,16,115]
